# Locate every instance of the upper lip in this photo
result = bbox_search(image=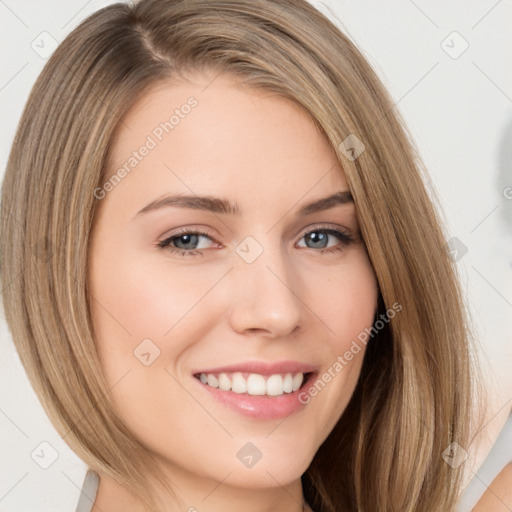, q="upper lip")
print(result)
[192,360,318,376]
